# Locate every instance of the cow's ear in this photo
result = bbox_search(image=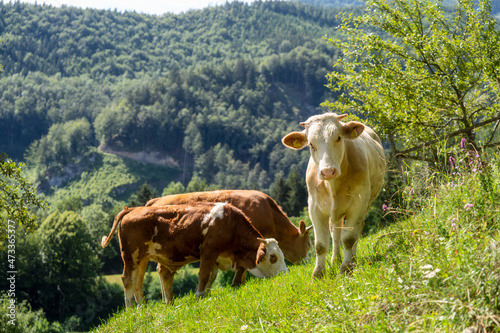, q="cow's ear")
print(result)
[257,237,268,245]
[299,220,313,236]
[256,243,267,264]
[342,121,365,140]
[282,132,308,150]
